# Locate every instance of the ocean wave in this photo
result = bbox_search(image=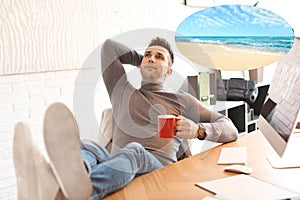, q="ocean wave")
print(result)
[175,36,294,52]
